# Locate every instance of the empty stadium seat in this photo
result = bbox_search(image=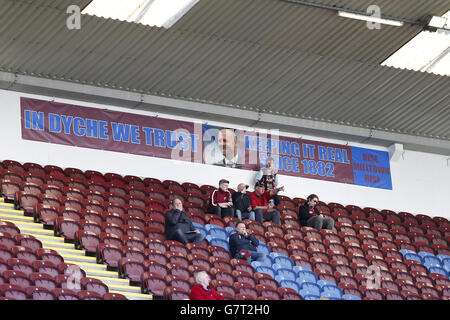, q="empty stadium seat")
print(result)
[30,272,57,291]
[296,270,318,285]
[0,284,27,300]
[27,286,56,300]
